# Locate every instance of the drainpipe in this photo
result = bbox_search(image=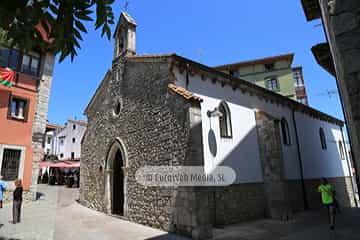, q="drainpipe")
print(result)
[340,126,359,207]
[291,110,309,210]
